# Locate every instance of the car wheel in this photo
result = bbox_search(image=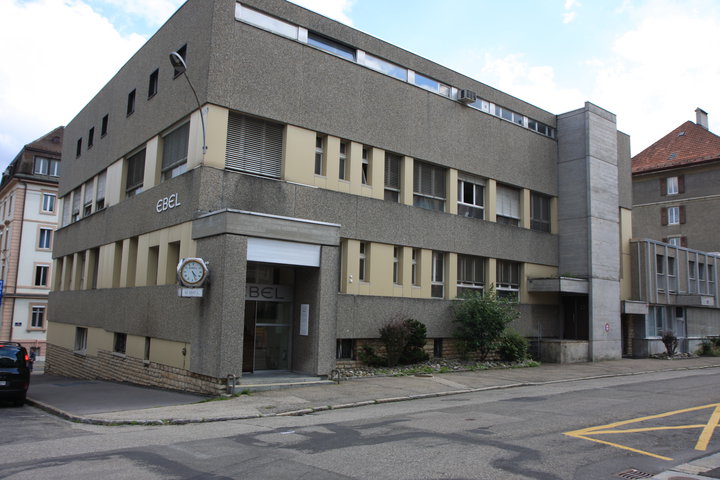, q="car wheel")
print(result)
[13,394,26,407]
